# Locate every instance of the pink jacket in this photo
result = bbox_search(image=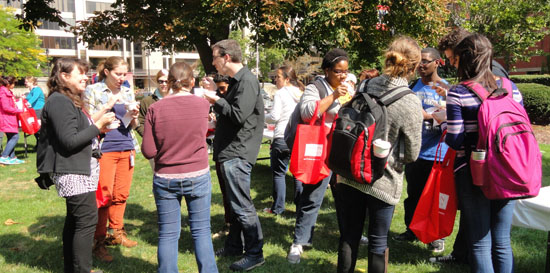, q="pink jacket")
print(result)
[0,86,22,133]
